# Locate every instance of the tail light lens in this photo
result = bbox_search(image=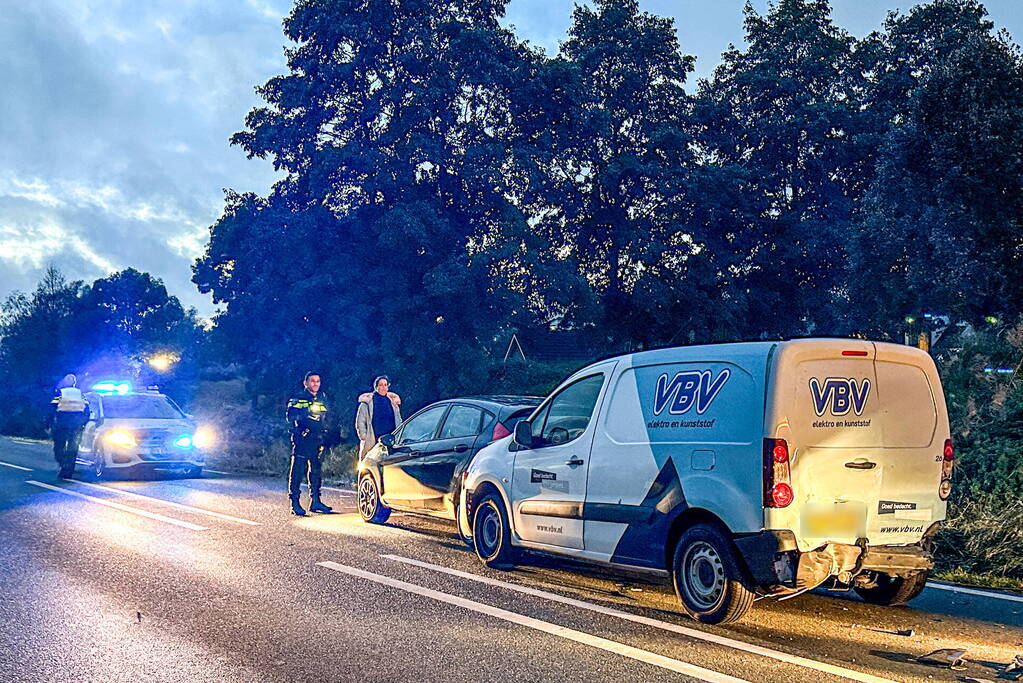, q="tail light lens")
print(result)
[764,438,793,508]
[492,421,511,441]
[939,438,954,499]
